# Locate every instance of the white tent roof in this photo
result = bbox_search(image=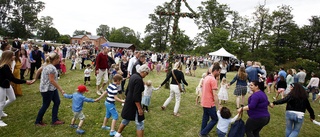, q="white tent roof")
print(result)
[208,47,236,58]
